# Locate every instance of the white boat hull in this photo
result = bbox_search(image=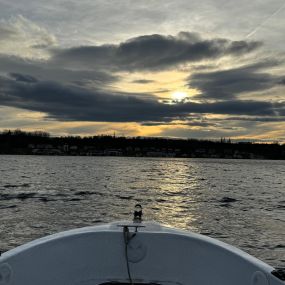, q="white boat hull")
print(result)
[0,221,283,285]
